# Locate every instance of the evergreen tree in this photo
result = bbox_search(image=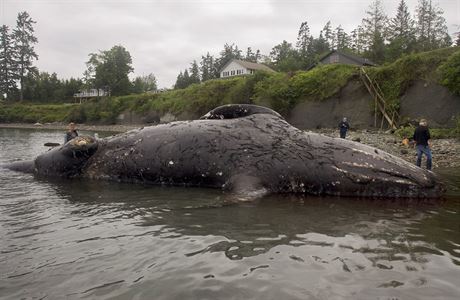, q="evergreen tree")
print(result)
[296,21,314,67]
[455,31,460,47]
[311,32,330,56]
[387,0,416,59]
[245,47,261,63]
[0,25,18,100]
[216,43,242,73]
[200,52,216,82]
[12,11,38,101]
[321,21,334,50]
[350,26,366,54]
[361,0,388,63]
[189,60,200,84]
[416,0,451,51]
[335,25,351,51]
[174,71,184,89]
[174,69,193,89]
